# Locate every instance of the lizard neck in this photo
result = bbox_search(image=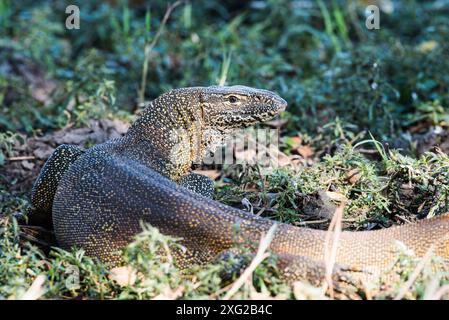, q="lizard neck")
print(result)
[124,89,205,180]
